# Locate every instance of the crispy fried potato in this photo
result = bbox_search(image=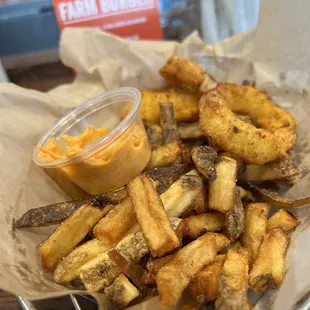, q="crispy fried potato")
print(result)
[225,188,245,241]
[53,239,111,283]
[208,156,237,213]
[189,254,226,303]
[104,274,140,308]
[159,56,204,93]
[146,141,182,169]
[184,213,225,239]
[267,209,300,232]
[240,155,301,182]
[108,249,146,290]
[44,167,87,200]
[161,170,203,217]
[184,188,207,216]
[252,186,310,209]
[122,88,199,123]
[37,203,110,271]
[144,164,191,194]
[243,203,269,265]
[142,255,173,284]
[156,233,218,308]
[249,228,289,292]
[160,102,179,144]
[191,146,217,182]
[80,231,149,291]
[145,123,163,147]
[93,199,136,246]
[177,122,205,140]
[215,247,249,310]
[237,186,249,200]
[128,175,180,257]
[218,151,246,177]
